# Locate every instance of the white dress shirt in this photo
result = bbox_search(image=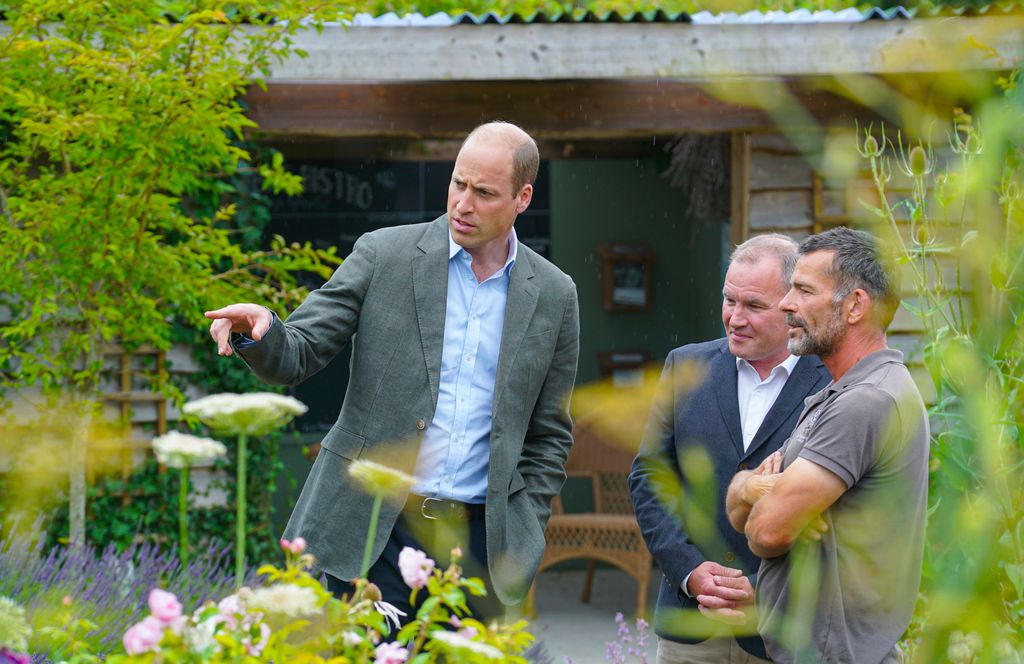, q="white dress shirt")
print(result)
[735,354,801,451]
